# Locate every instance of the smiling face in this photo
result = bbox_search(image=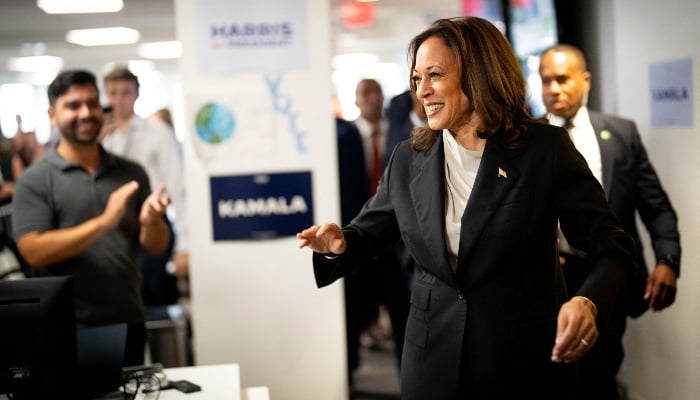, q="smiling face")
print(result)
[412,36,472,135]
[48,84,103,145]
